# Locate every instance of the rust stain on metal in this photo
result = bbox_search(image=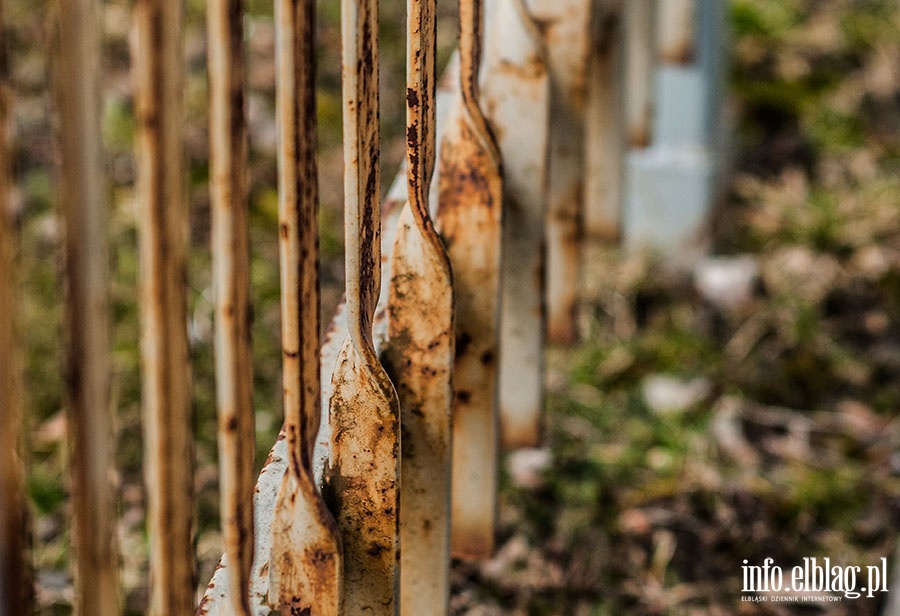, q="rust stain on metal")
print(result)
[57,1,119,614]
[623,0,654,150]
[480,0,550,450]
[657,0,695,65]
[196,560,226,616]
[269,1,343,614]
[324,0,400,612]
[325,344,399,614]
[546,178,582,344]
[528,0,593,345]
[435,0,504,562]
[660,44,694,65]
[196,305,354,612]
[628,126,652,149]
[382,0,455,609]
[208,0,256,613]
[584,4,624,240]
[269,472,342,616]
[134,0,196,613]
[196,592,212,616]
[526,0,592,111]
